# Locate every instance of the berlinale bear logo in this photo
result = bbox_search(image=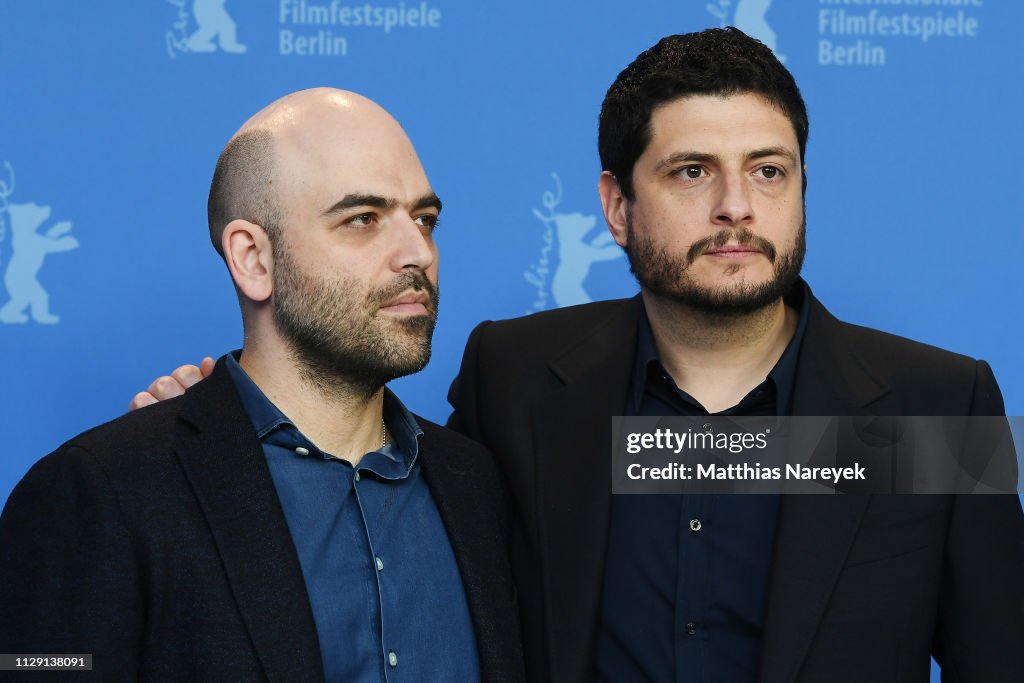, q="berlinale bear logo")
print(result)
[0,163,80,325]
[524,173,623,312]
[166,0,247,58]
[707,0,786,62]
